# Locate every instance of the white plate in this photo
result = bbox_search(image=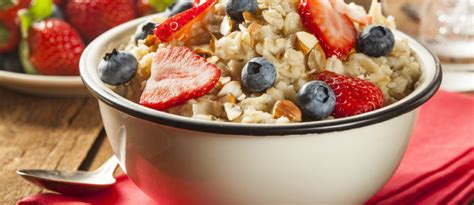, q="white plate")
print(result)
[0,70,88,97]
